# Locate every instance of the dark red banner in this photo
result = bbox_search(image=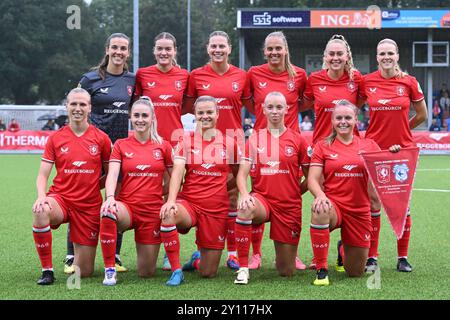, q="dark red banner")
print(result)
[361,147,420,239]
